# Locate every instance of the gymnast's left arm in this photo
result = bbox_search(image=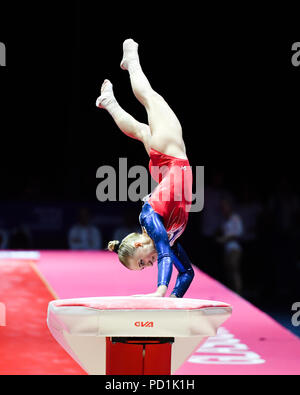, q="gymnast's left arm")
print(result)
[139,205,175,297]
